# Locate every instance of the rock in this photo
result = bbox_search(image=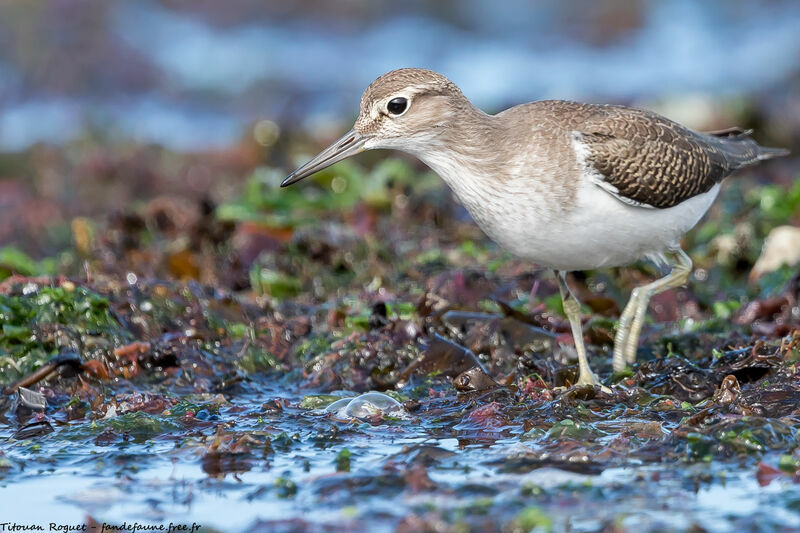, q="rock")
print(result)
[453,366,500,392]
[398,333,485,381]
[750,225,800,280]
